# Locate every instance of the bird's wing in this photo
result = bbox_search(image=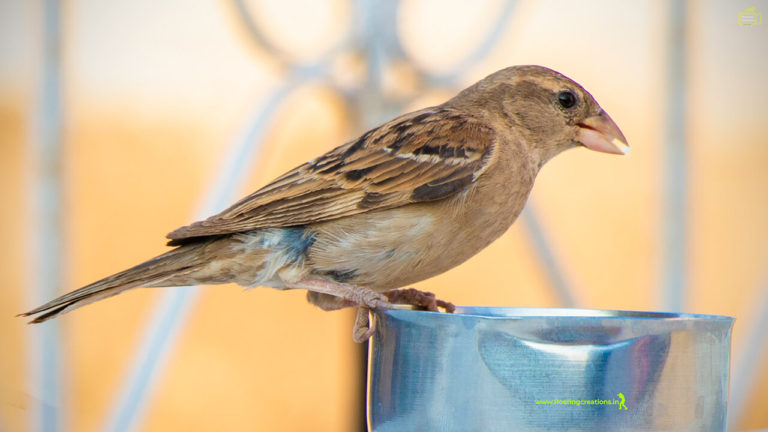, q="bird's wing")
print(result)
[166,107,498,245]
